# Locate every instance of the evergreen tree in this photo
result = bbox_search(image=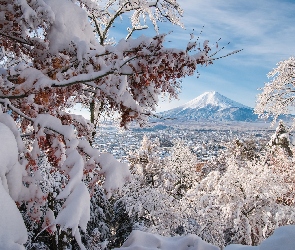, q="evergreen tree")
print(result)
[268,120,293,156]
